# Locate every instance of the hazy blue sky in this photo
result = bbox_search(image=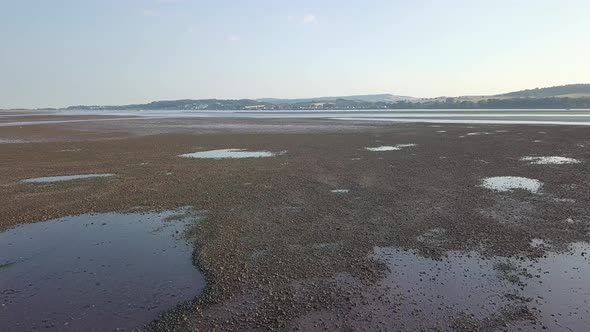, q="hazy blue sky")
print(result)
[1,0,589,108]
